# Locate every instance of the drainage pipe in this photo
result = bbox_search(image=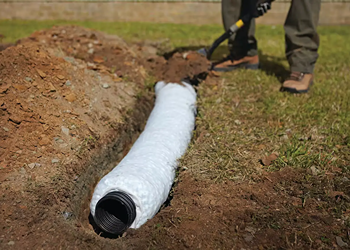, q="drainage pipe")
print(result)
[90,81,197,235]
